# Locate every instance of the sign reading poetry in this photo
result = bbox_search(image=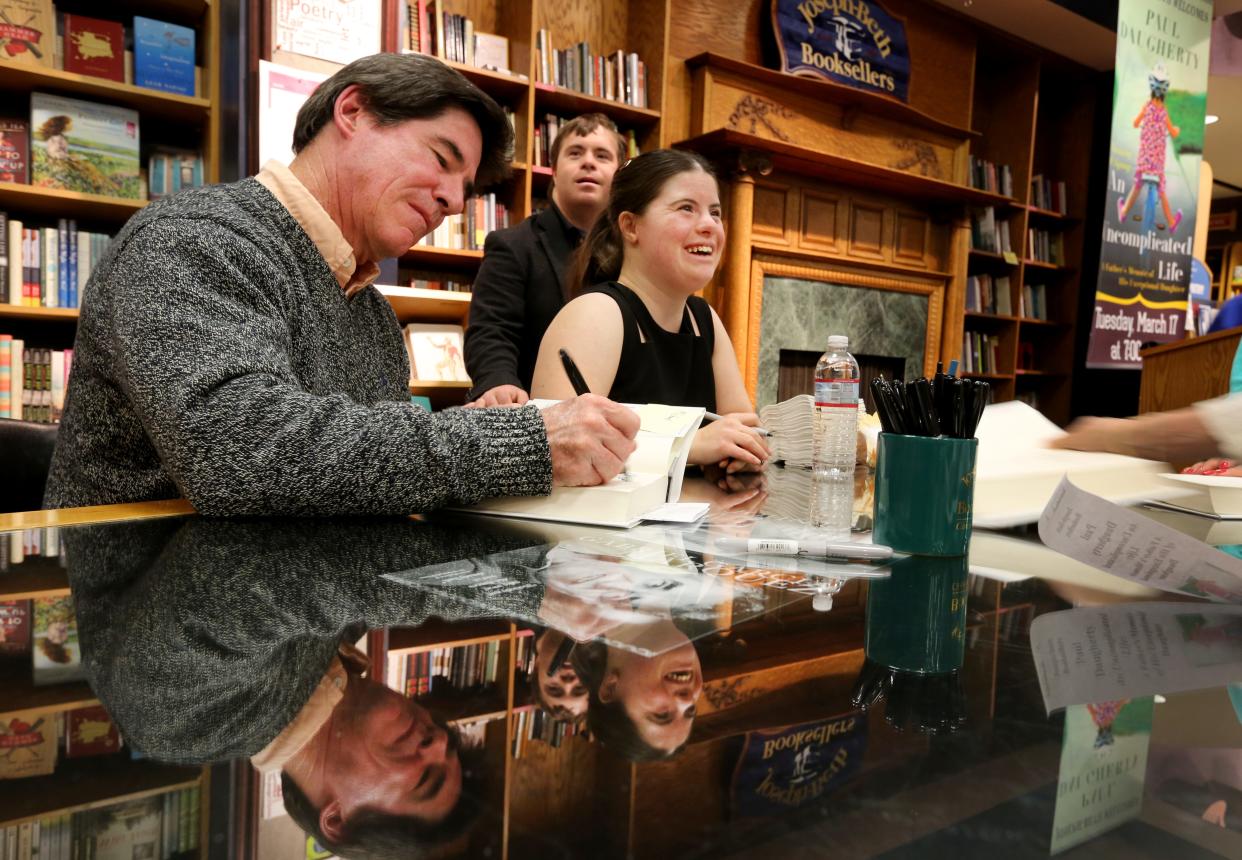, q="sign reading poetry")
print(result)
[1087,0,1212,368]
[272,0,382,68]
[770,0,910,101]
